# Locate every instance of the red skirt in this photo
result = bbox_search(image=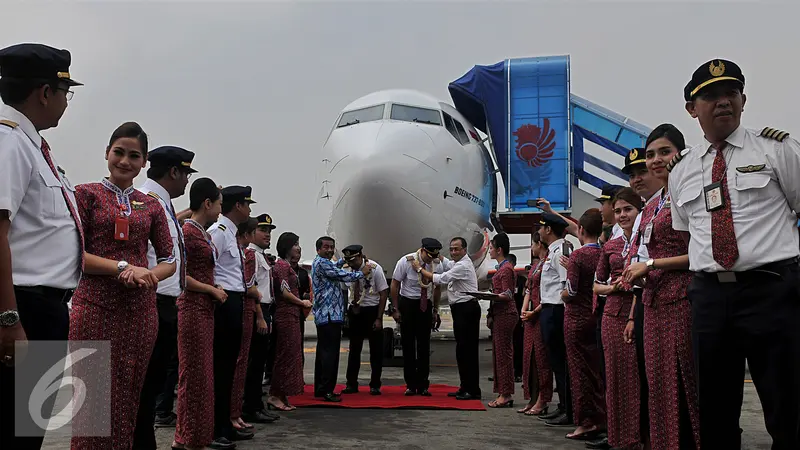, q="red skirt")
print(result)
[231,303,255,418]
[602,314,641,448]
[565,312,606,428]
[523,318,553,402]
[644,300,701,450]
[68,299,158,450]
[269,315,305,397]
[492,313,518,396]
[174,294,215,447]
